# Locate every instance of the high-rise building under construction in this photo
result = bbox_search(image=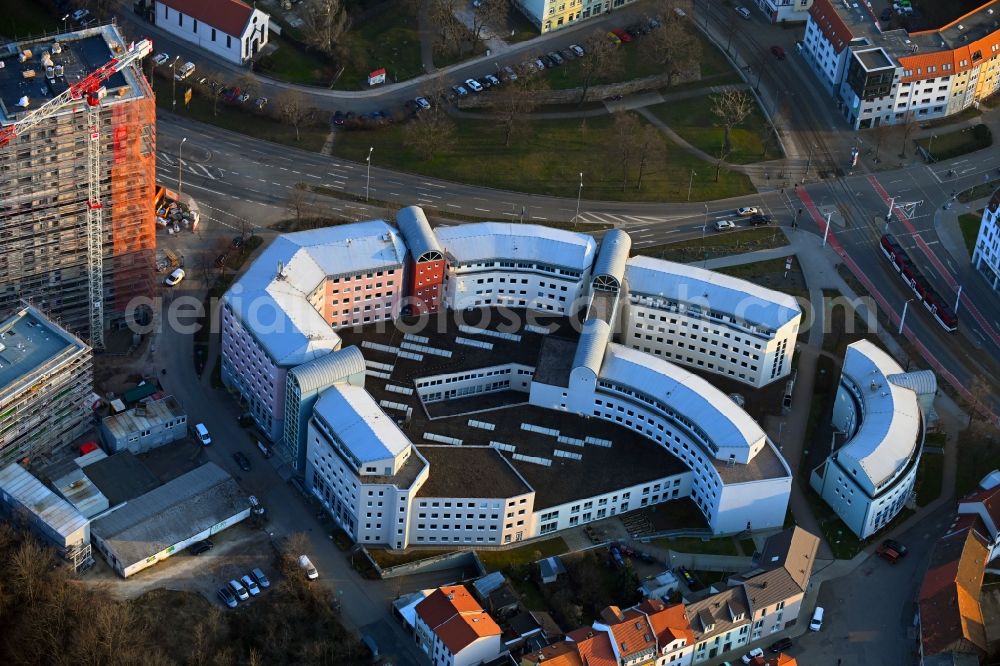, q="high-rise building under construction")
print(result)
[0,24,156,344]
